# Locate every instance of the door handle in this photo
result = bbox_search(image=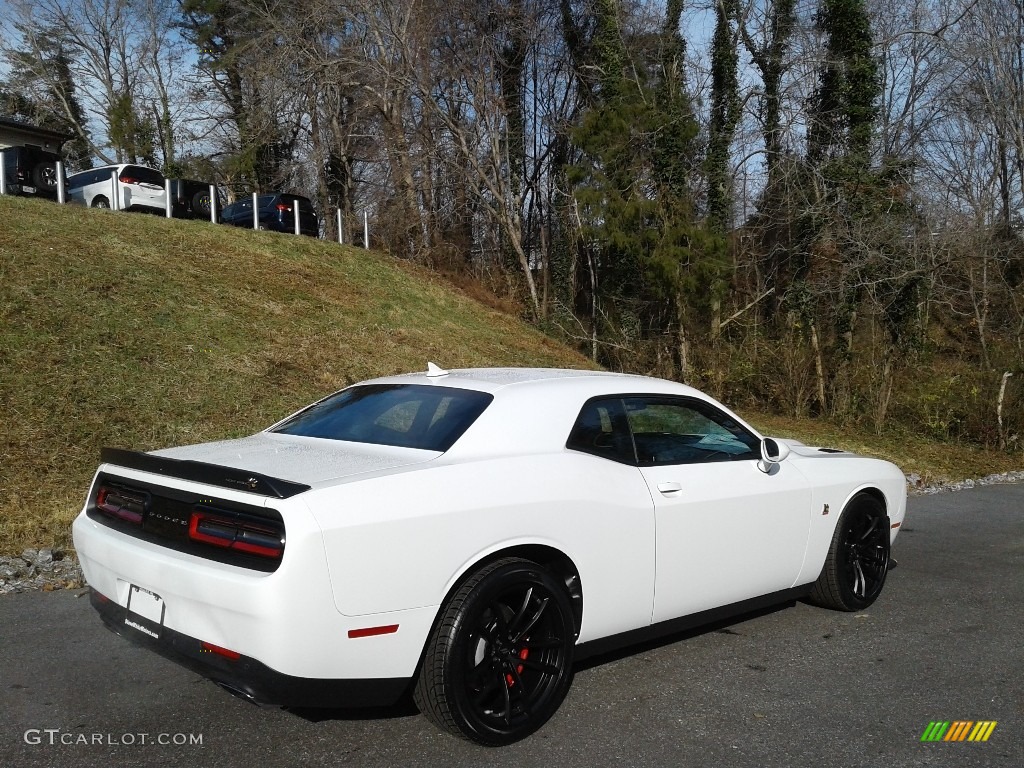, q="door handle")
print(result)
[657,481,683,495]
